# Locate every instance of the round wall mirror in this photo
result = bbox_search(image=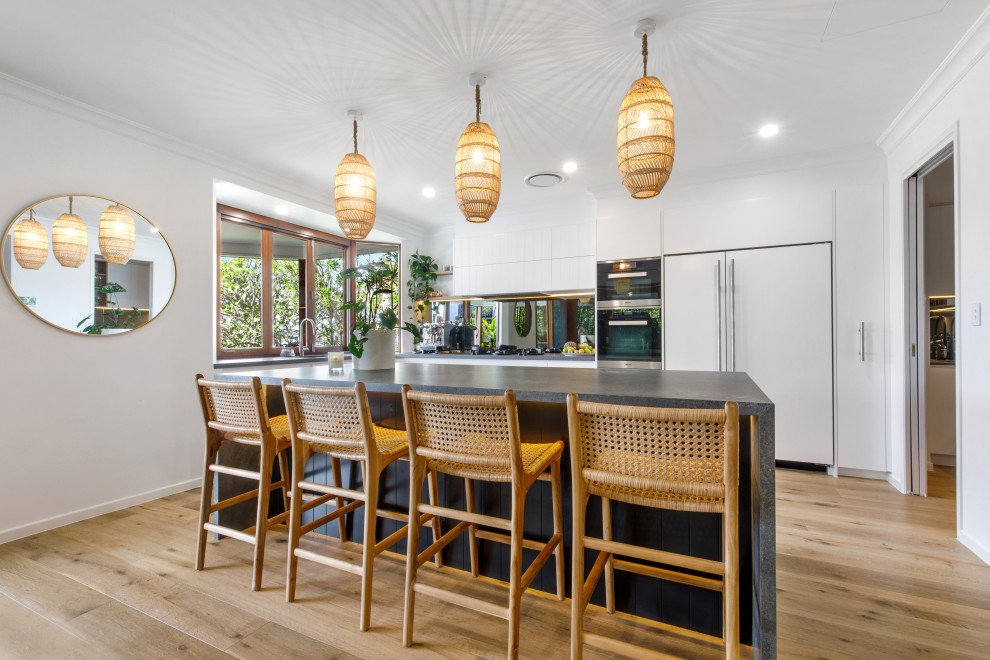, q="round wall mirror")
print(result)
[514,300,532,337]
[1,195,176,335]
